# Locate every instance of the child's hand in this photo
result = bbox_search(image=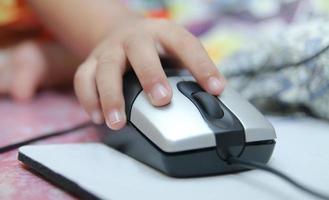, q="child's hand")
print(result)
[0,41,47,101]
[0,41,78,101]
[74,18,226,130]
